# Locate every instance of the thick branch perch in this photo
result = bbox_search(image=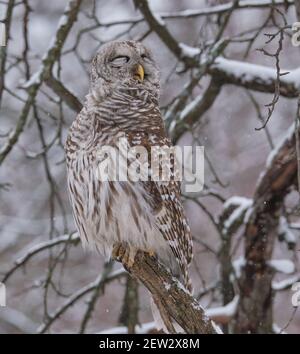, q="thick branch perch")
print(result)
[115,249,220,334]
